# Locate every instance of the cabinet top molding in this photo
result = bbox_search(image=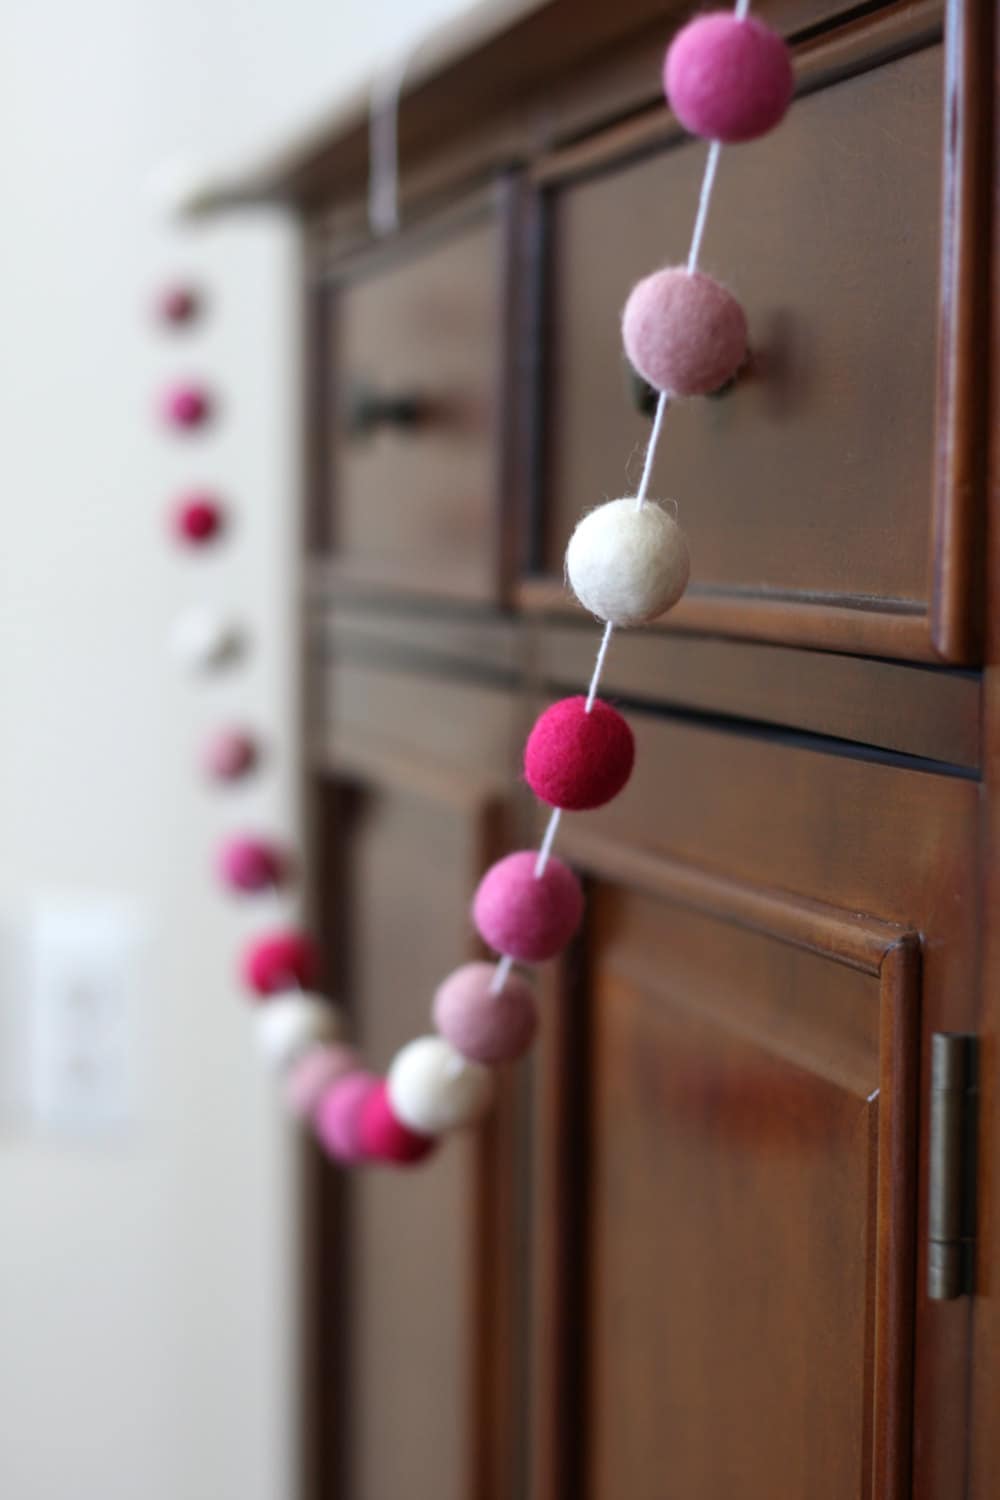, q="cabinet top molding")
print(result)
[177,0,849,219]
